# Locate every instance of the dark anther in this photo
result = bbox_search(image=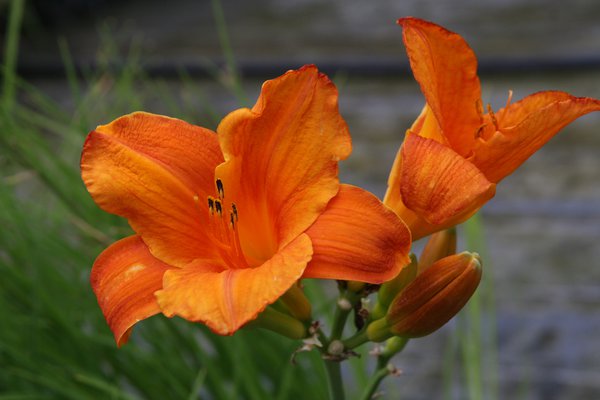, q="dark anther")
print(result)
[216,179,224,199]
[207,197,215,215]
[215,200,223,215]
[231,203,238,221]
[230,212,235,227]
